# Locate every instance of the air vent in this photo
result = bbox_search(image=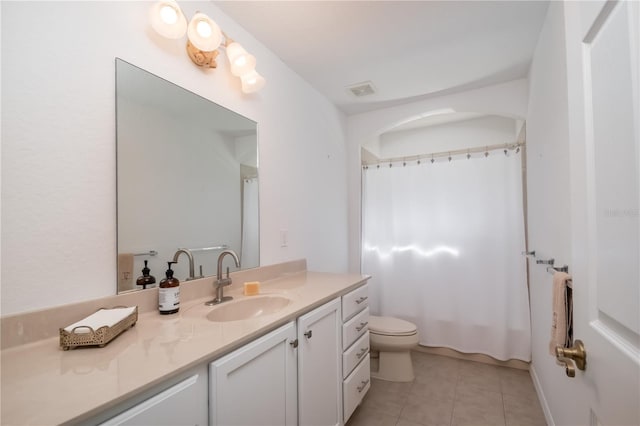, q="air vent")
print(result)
[347,81,376,97]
